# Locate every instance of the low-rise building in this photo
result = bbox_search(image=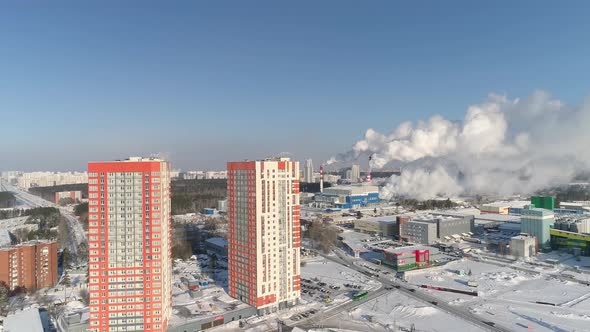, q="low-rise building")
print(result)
[315,184,379,209]
[414,215,474,239]
[205,237,228,257]
[510,234,537,258]
[550,229,590,256]
[4,308,52,332]
[481,201,530,215]
[353,217,396,237]
[58,309,90,332]
[382,246,432,271]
